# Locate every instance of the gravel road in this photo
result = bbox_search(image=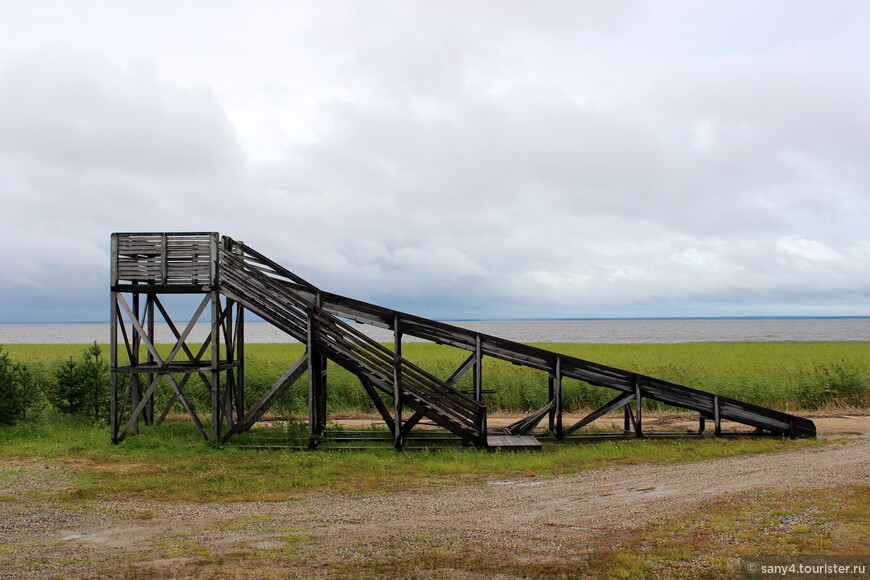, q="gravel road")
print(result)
[1,437,867,578]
